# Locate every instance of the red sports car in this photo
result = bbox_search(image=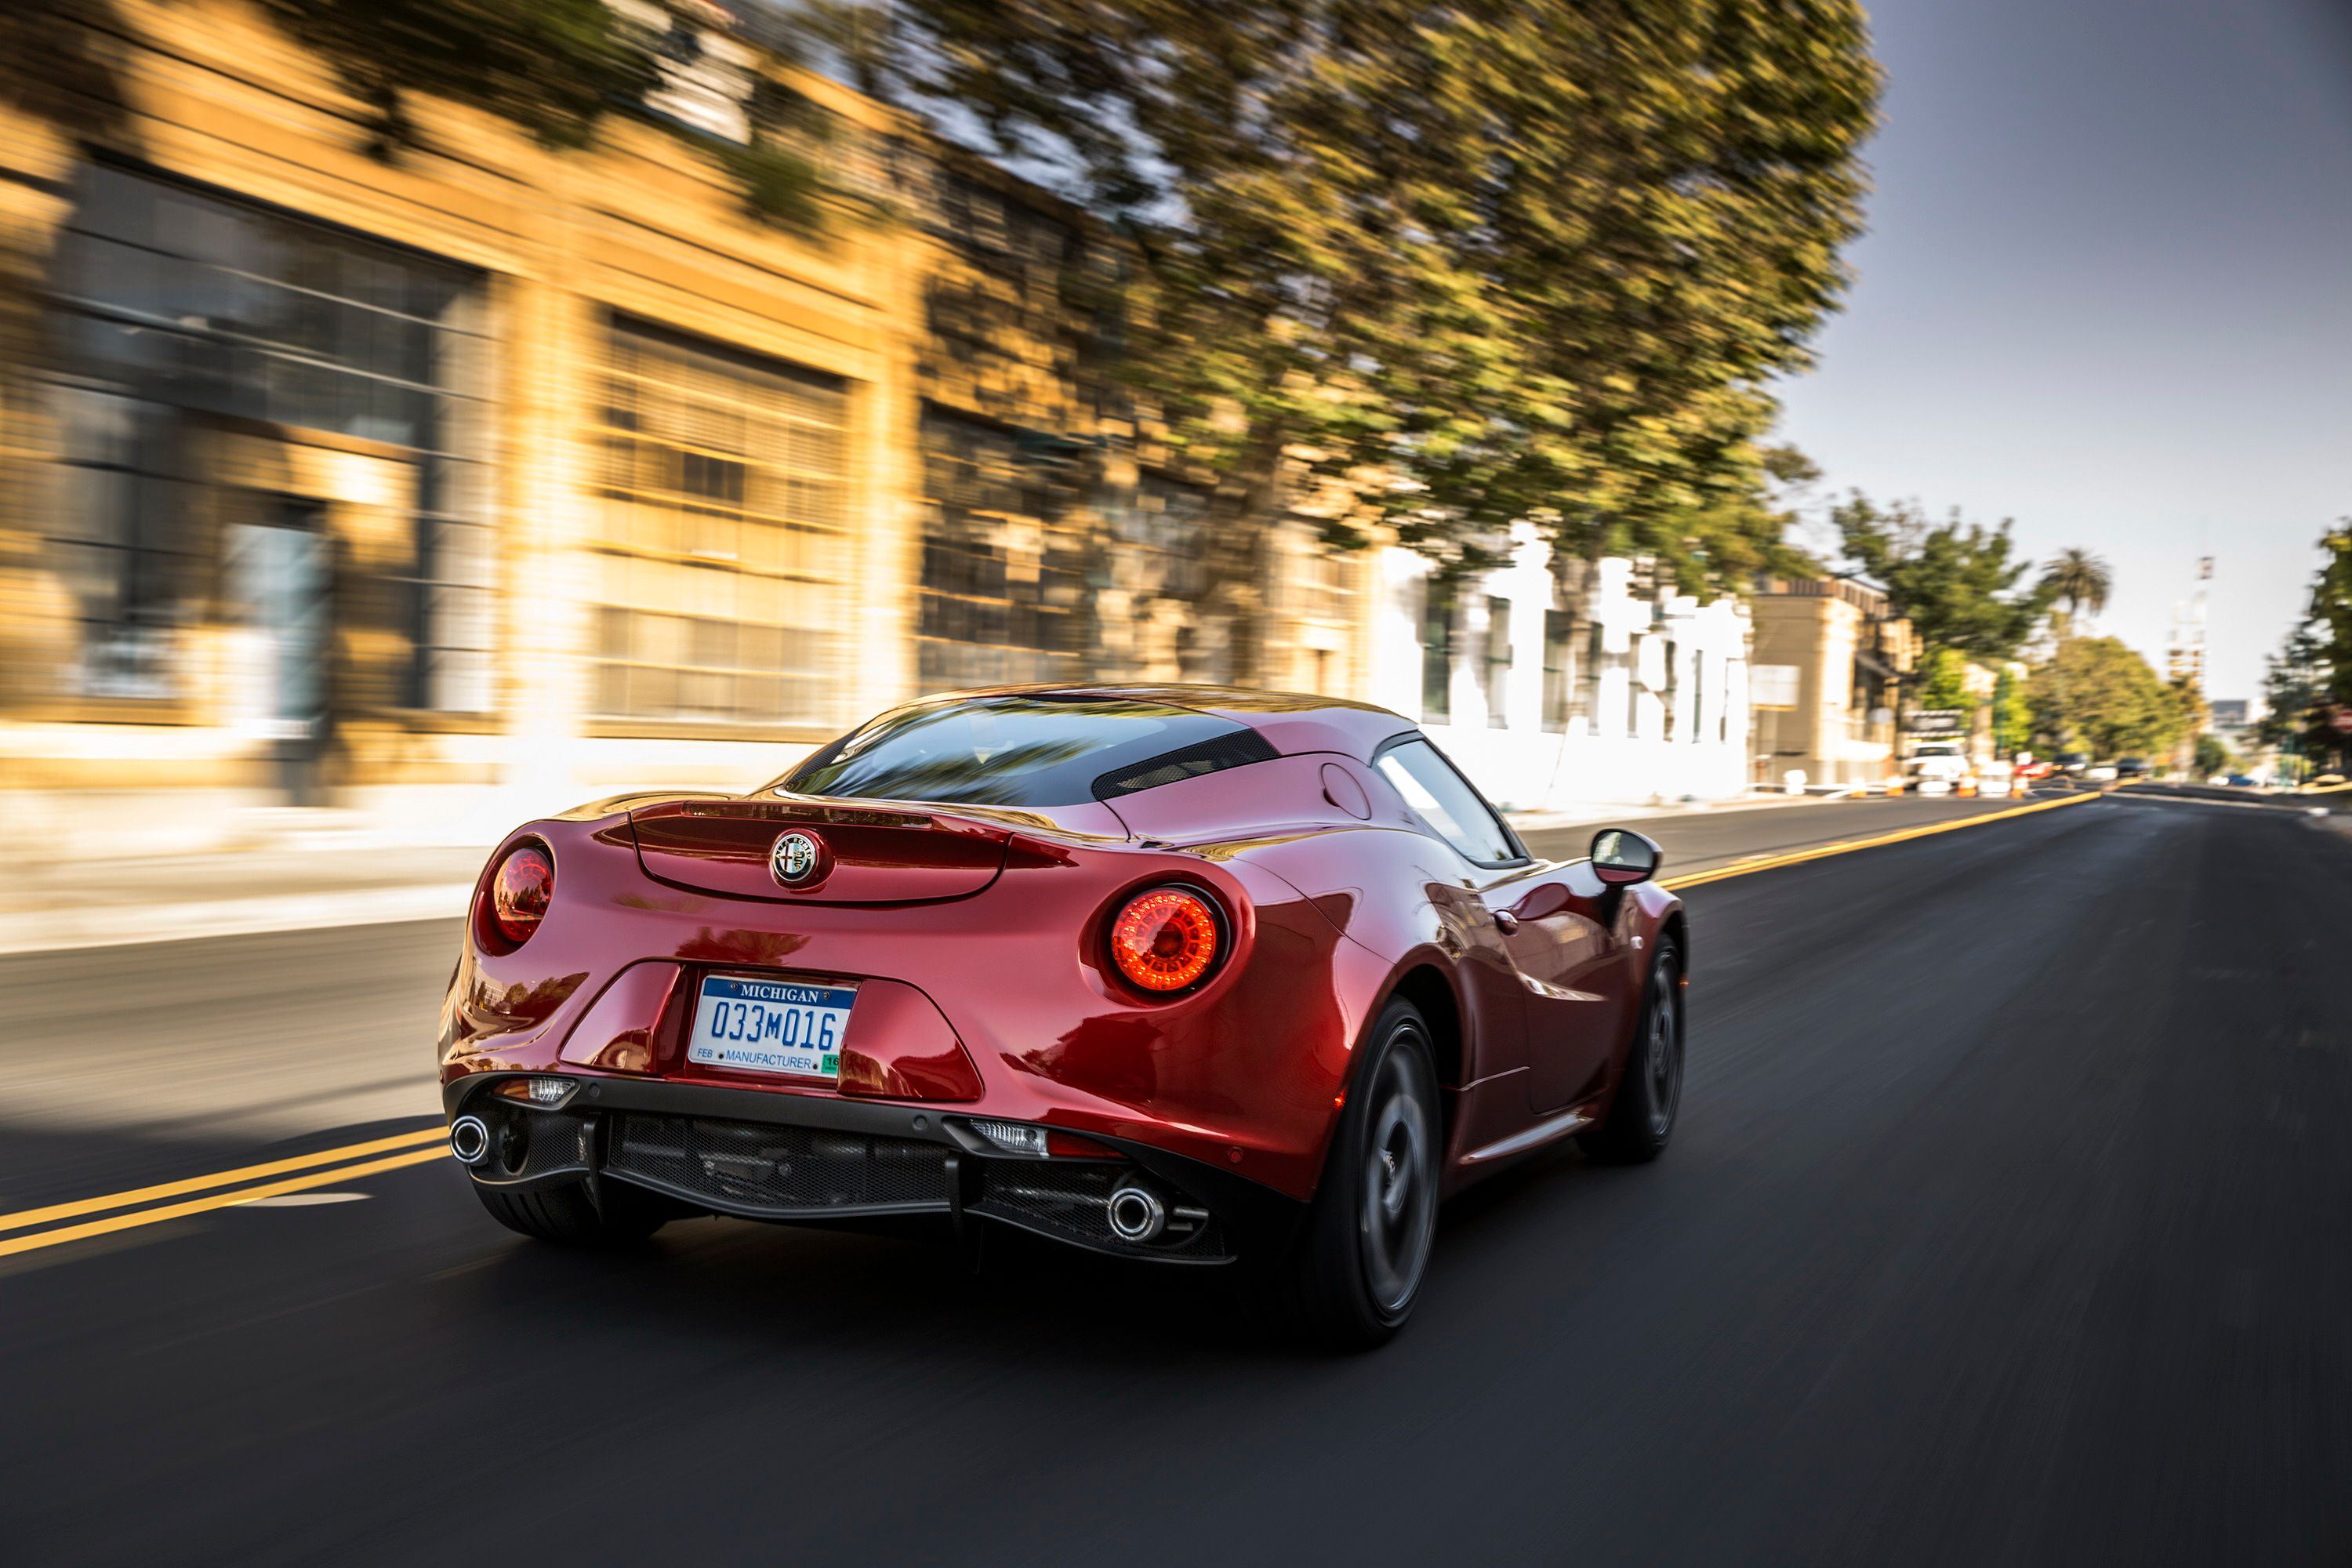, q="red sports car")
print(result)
[438,685,1686,1345]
